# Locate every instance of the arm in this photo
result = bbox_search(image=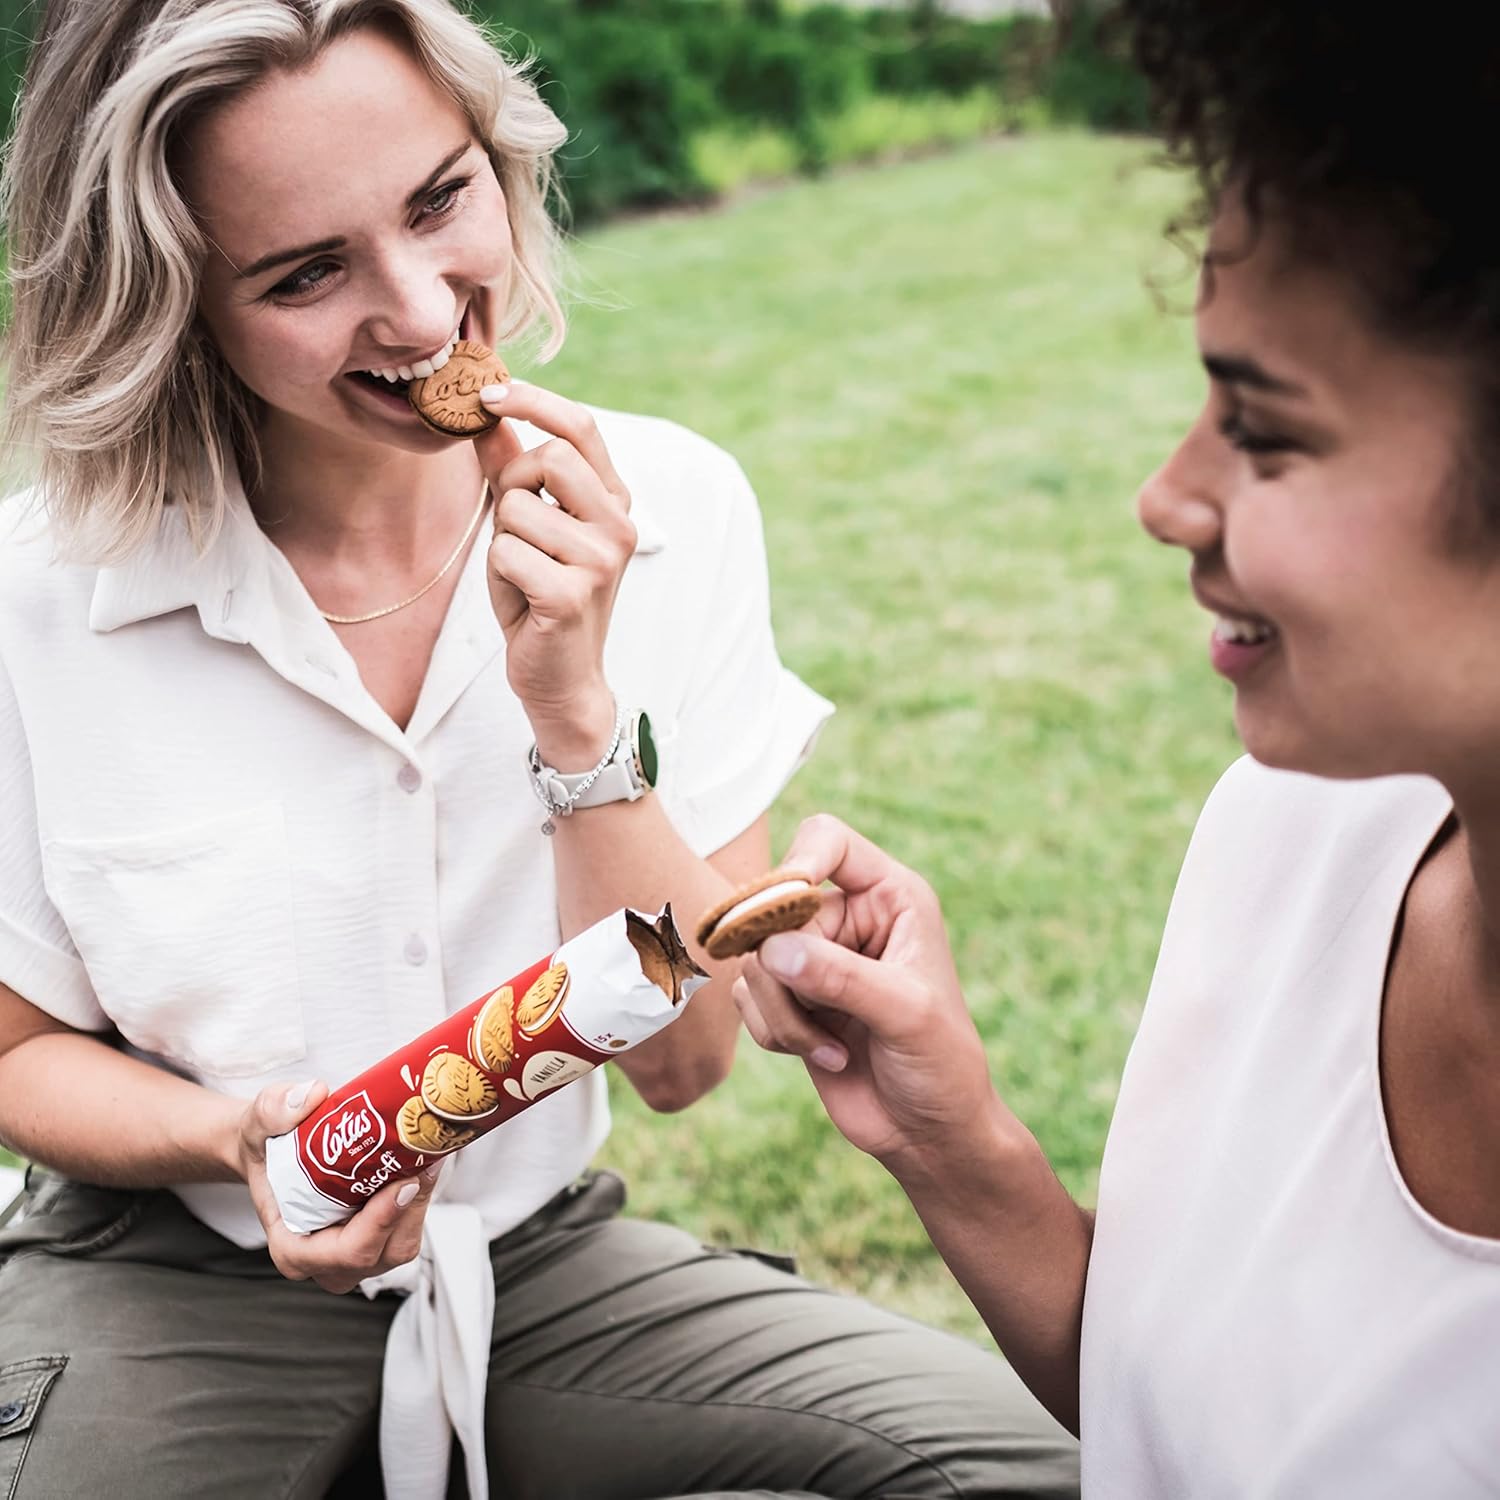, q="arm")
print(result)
[474,387,790,1113]
[0,980,440,1293]
[735,815,1092,1434]
[549,806,770,1111]
[891,1104,1094,1434]
[0,982,242,1185]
